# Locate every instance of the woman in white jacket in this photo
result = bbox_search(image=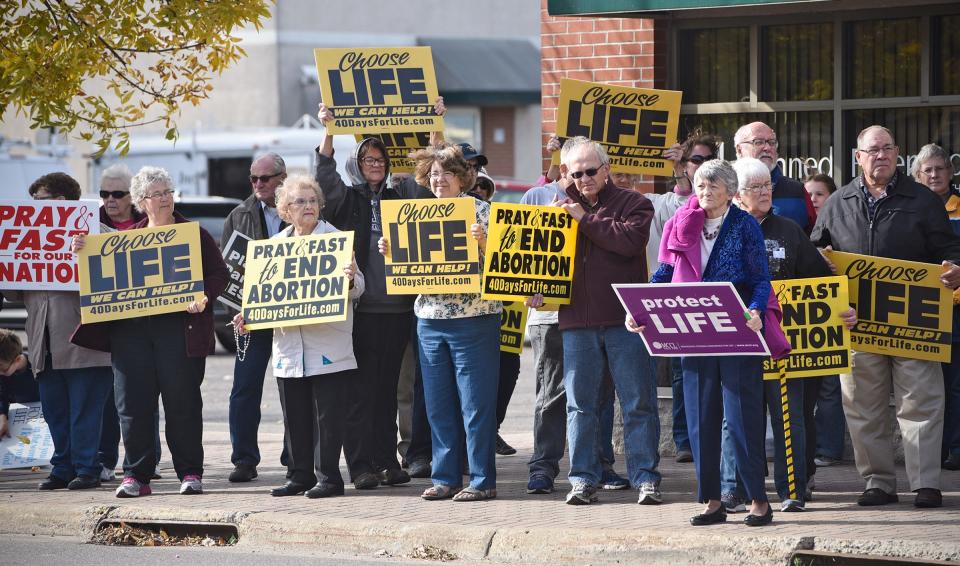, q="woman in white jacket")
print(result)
[233,174,367,499]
